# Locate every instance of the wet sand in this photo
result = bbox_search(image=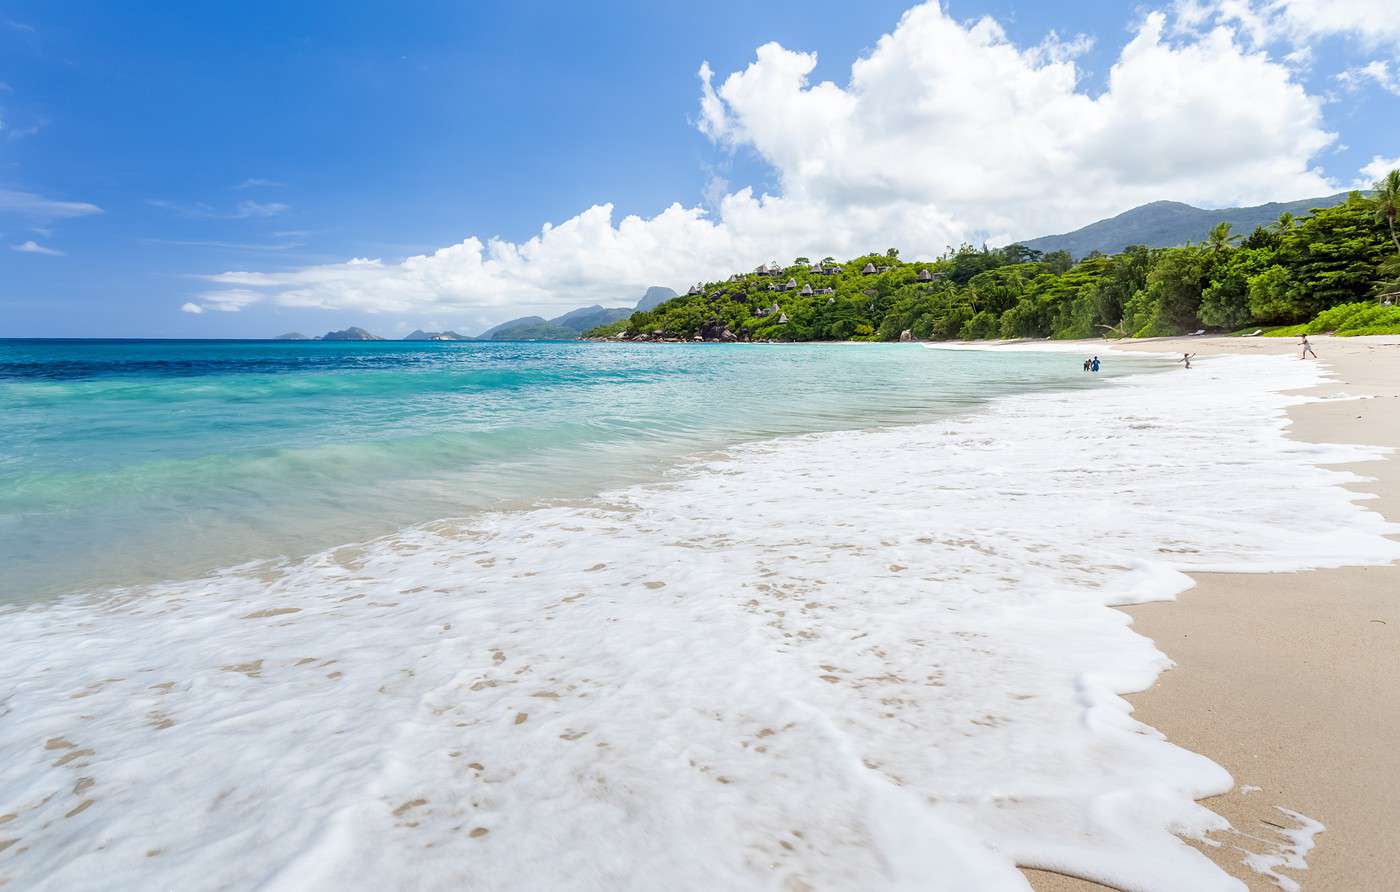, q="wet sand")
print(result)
[1026,335,1400,891]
